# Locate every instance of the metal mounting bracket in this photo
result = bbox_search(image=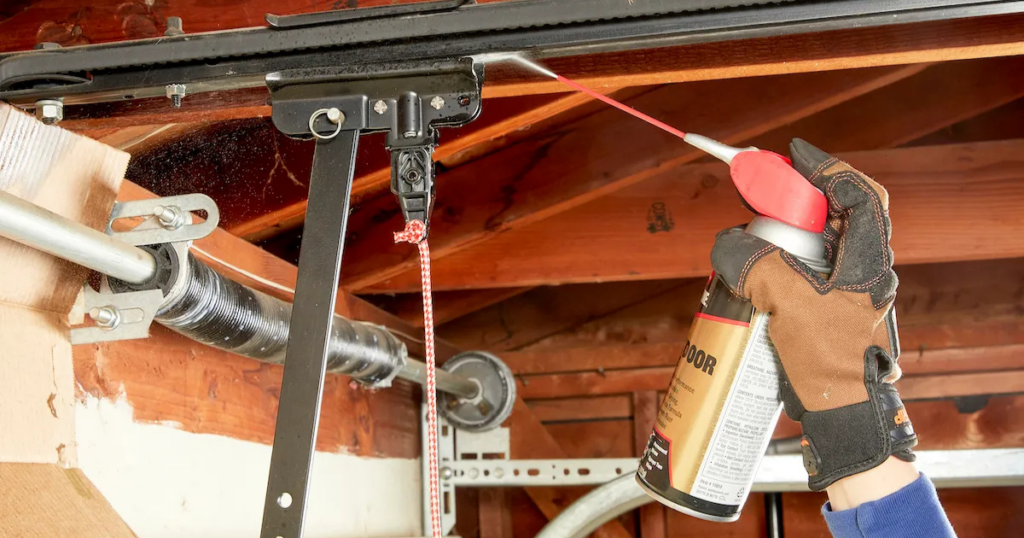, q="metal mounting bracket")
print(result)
[260,58,484,538]
[70,284,163,345]
[107,193,220,246]
[70,194,219,345]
